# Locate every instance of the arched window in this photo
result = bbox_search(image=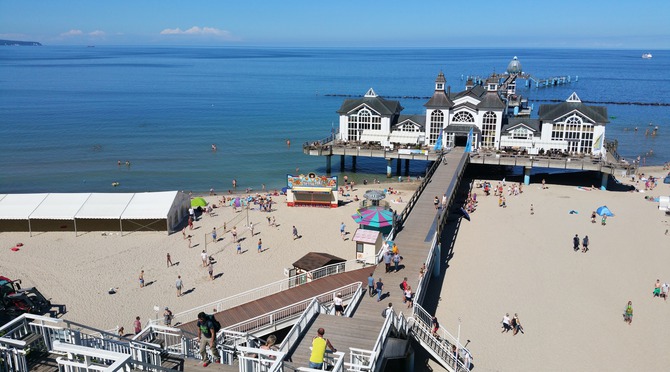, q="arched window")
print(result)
[453,111,474,123]
[481,111,497,149]
[429,110,444,145]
